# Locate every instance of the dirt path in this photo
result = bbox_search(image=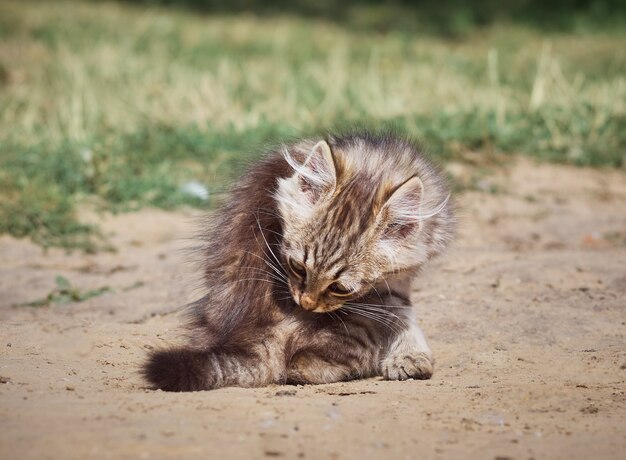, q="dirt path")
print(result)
[1,158,625,460]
